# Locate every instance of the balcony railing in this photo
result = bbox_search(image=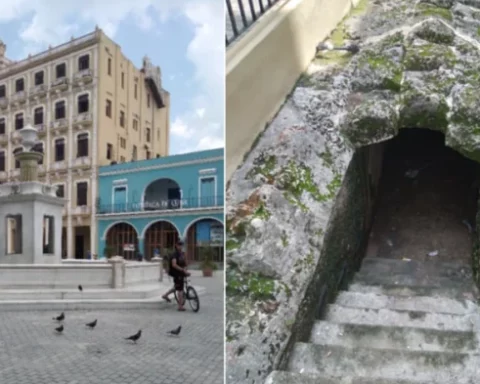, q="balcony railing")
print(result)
[226,0,281,46]
[96,195,223,214]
